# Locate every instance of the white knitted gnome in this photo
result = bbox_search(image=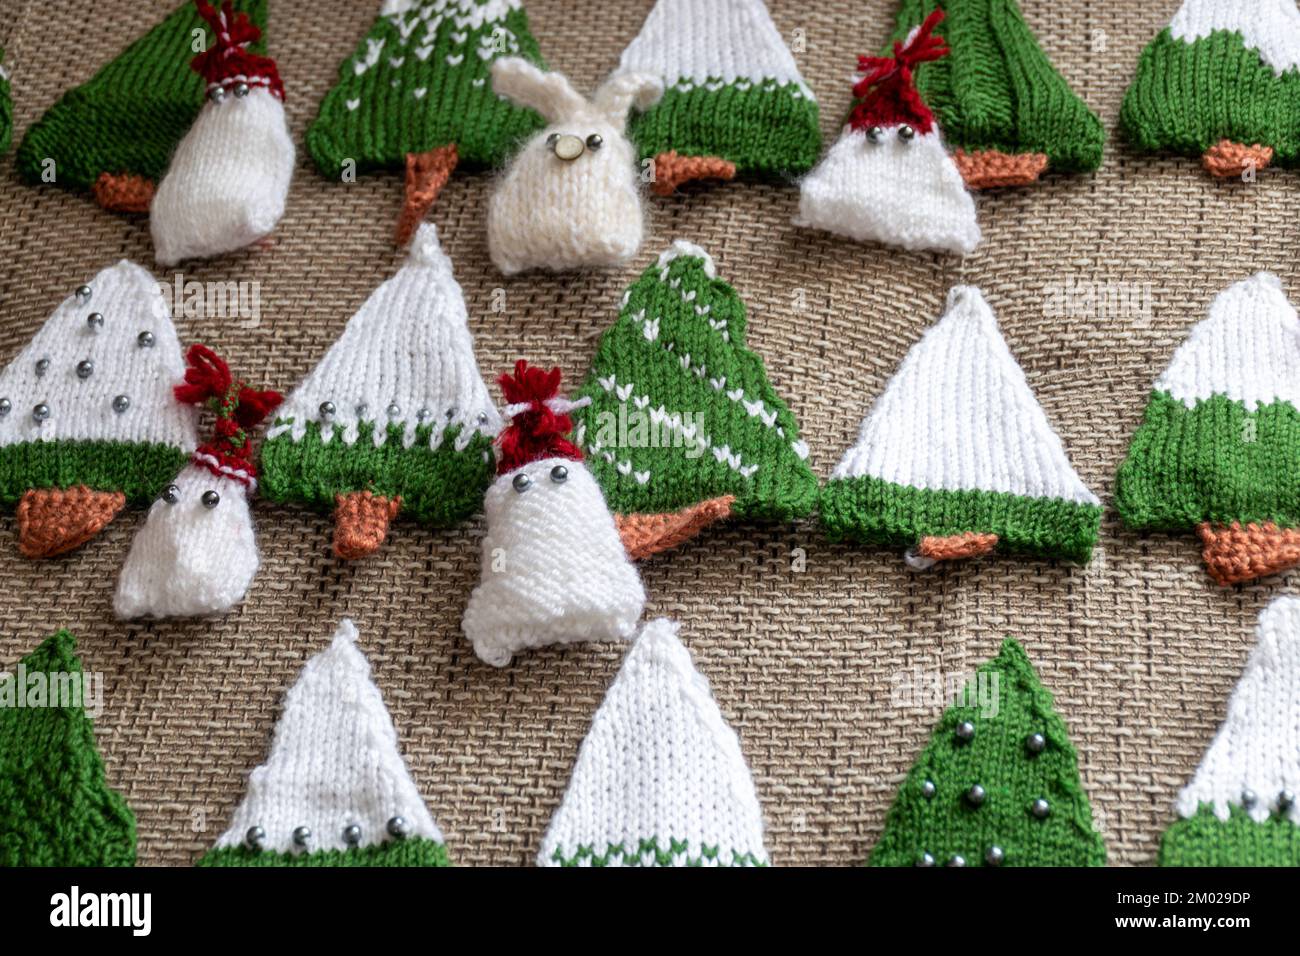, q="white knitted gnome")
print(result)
[199,619,450,866]
[115,346,282,619]
[796,10,979,255]
[538,618,769,866]
[487,57,663,274]
[150,0,294,266]
[462,361,645,667]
